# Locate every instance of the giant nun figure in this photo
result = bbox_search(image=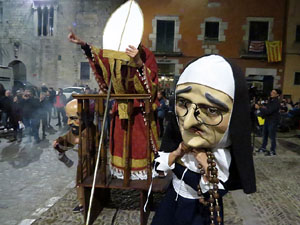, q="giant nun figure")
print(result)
[152,55,256,225]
